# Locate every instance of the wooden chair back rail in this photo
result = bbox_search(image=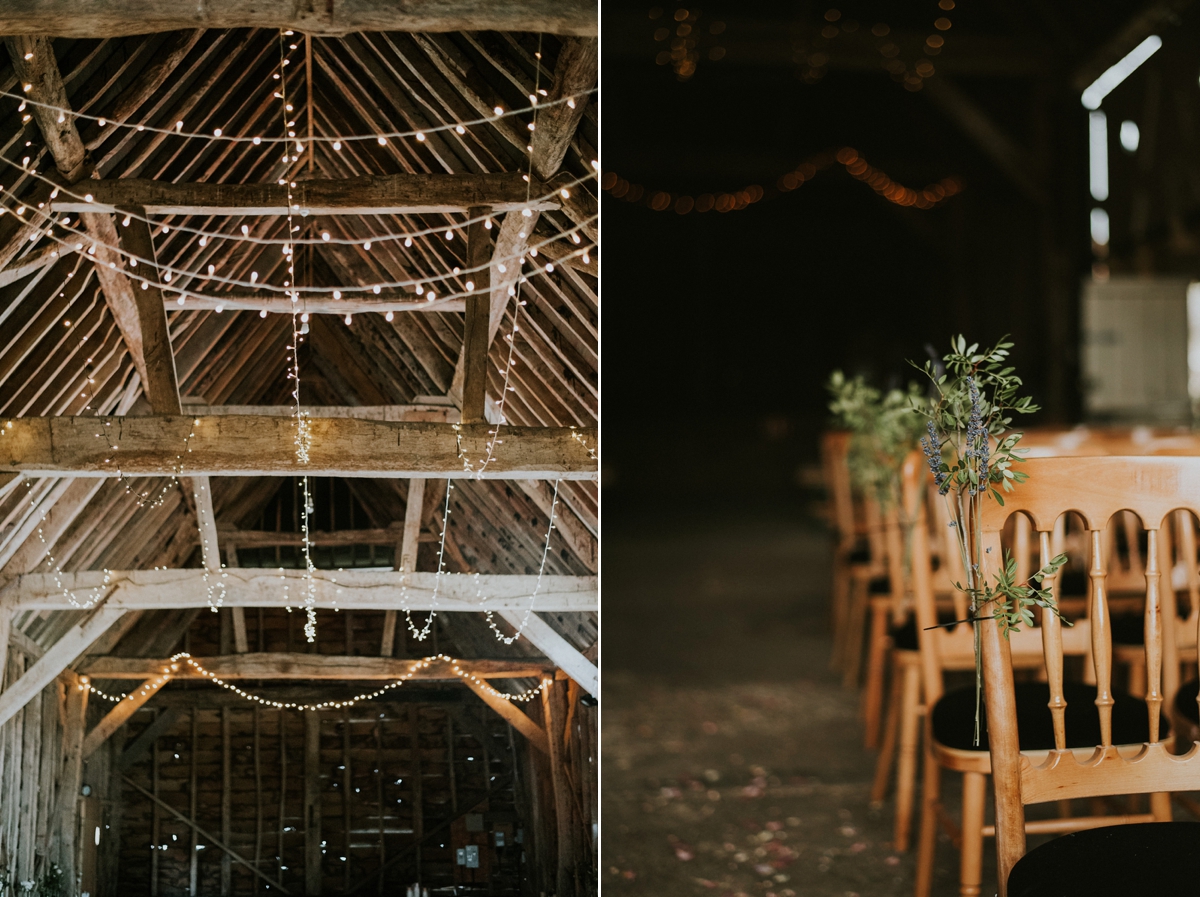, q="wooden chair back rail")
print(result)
[821,431,857,548]
[975,455,1200,894]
